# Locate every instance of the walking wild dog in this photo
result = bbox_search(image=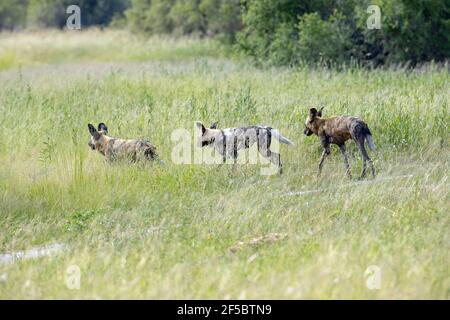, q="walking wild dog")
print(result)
[303,107,376,179]
[196,121,294,173]
[87,123,158,162]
